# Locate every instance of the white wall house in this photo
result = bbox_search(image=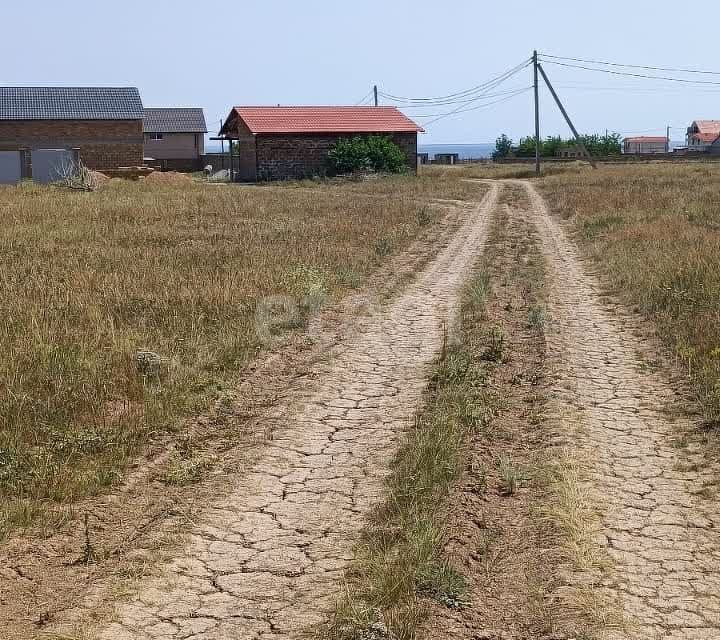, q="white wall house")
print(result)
[623,136,668,154]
